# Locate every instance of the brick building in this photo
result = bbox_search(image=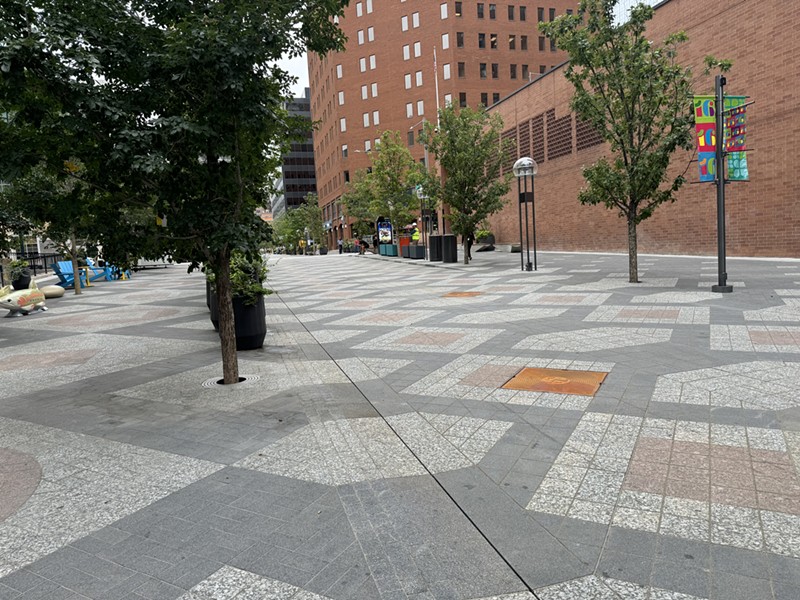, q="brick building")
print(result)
[488,0,799,258]
[308,0,578,247]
